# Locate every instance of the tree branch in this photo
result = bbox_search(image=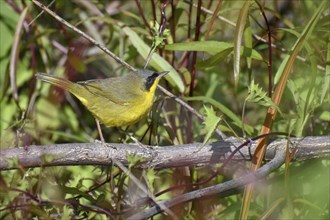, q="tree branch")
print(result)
[1,136,329,171]
[127,147,287,219]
